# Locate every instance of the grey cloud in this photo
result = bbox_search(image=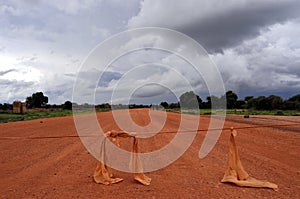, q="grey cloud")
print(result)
[0,0,138,55]
[64,73,76,77]
[0,79,36,103]
[98,71,122,87]
[207,17,300,100]
[232,82,299,100]
[44,84,73,104]
[2,0,299,104]
[0,79,34,88]
[129,0,300,53]
[133,84,168,98]
[185,1,300,52]
[218,63,300,99]
[76,68,102,89]
[0,46,5,52]
[0,69,17,76]
[0,0,141,104]
[215,51,300,99]
[130,91,178,104]
[0,76,74,104]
